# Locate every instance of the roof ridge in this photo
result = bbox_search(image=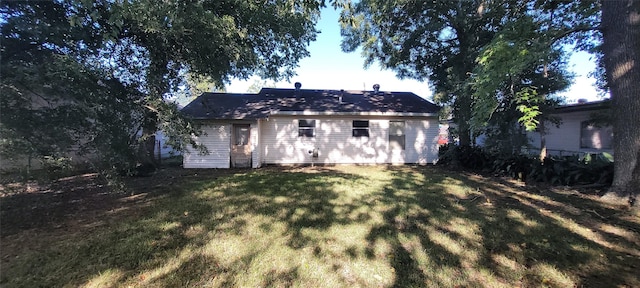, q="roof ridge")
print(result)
[183,89,441,120]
